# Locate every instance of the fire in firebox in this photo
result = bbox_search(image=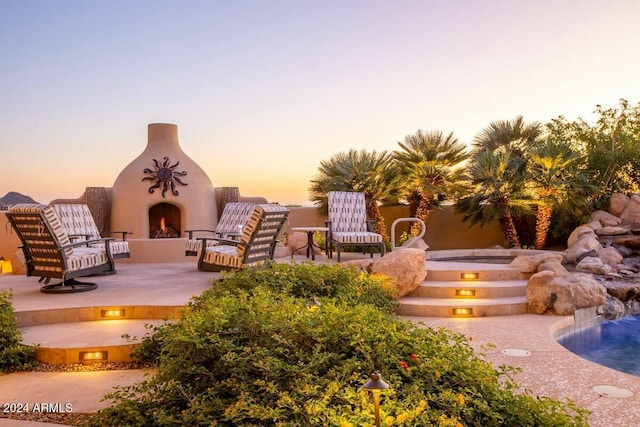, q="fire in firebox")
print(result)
[151,217,179,238]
